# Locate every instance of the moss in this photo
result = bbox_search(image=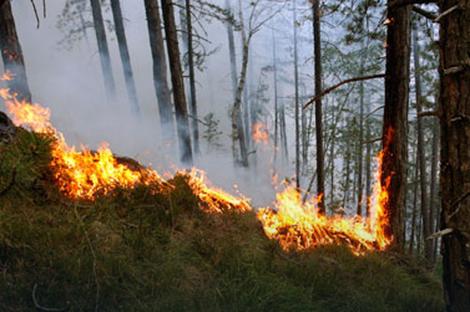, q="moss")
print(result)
[0,130,444,311]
